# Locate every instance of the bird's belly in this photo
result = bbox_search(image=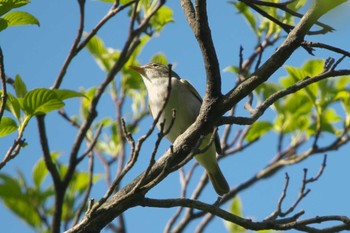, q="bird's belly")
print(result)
[149,87,200,143]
